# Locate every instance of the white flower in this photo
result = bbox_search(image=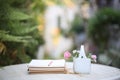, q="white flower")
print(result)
[72,50,77,53]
